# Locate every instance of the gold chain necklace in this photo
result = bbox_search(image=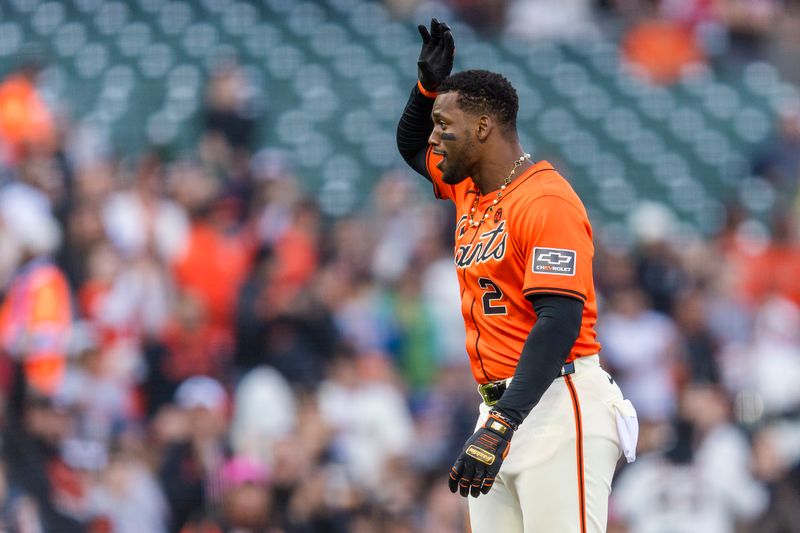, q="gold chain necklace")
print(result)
[468,153,530,228]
